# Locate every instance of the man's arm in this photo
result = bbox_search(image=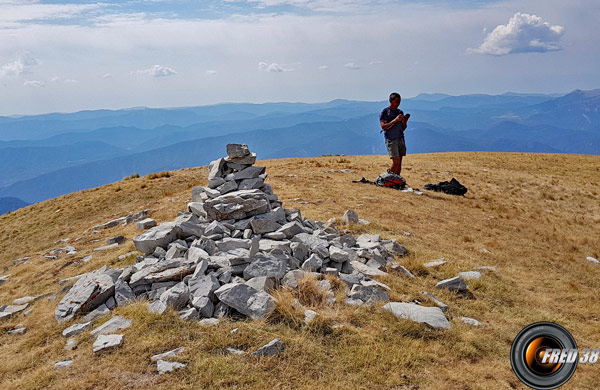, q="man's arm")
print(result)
[380,114,404,131]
